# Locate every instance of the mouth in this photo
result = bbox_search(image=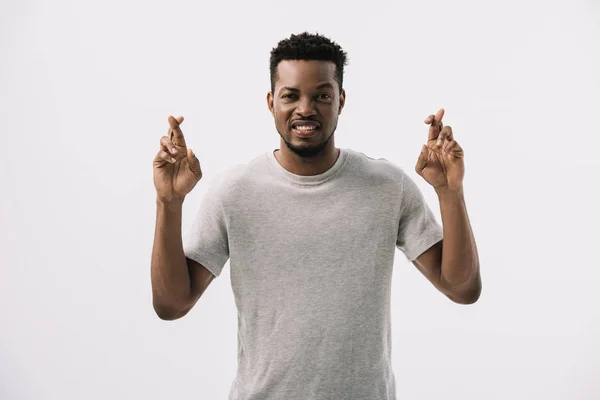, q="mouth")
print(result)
[290,120,320,138]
